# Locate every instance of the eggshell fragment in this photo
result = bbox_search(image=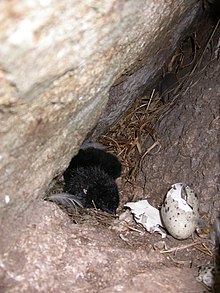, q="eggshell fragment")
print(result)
[160,183,199,240]
[125,200,167,238]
